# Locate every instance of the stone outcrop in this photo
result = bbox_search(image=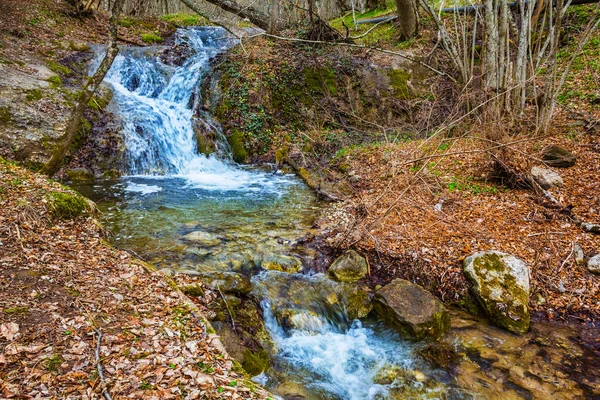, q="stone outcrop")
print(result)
[373,278,450,341]
[541,145,576,168]
[531,166,563,189]
[328,250,368,282]
[463,251,530,334]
